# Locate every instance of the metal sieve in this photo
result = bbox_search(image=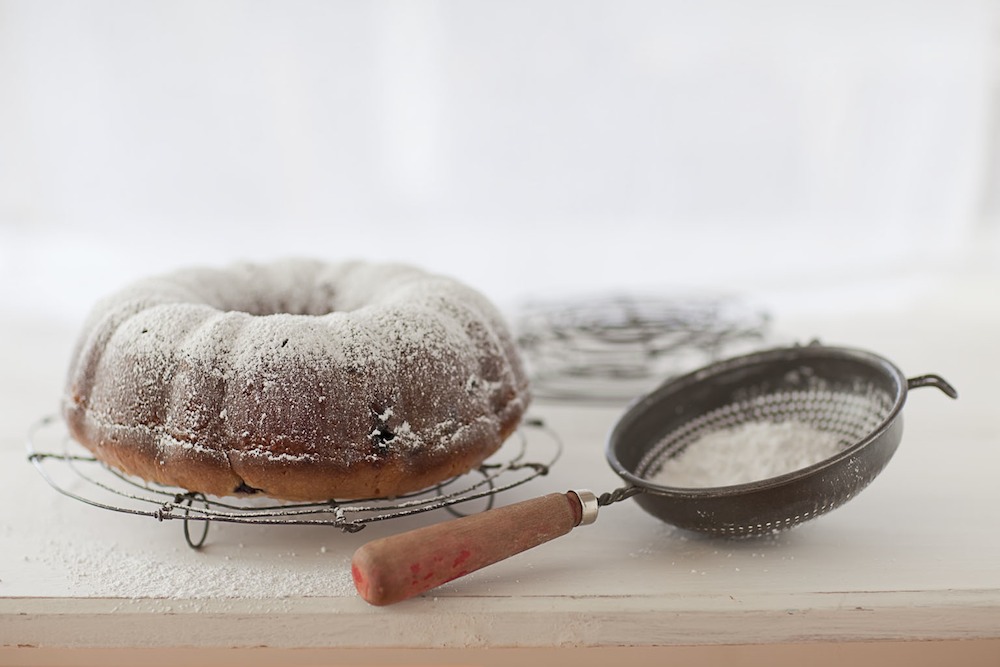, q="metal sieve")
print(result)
[606,343,956,536]
[352,344,957,605]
